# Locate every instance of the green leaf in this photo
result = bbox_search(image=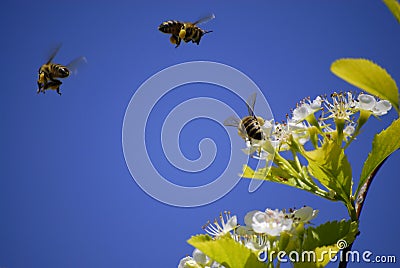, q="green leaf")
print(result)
[303,141,352,203]
[383,0,400,23]
[187,234,267,268]
[302,220,358,251]
[331,58,399,113]
[292,220,359,267]
[357,118,400,196]
[294,262,319,268]
[315,245,340,267]
[242,165,314,192]
[293,245,338,268]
